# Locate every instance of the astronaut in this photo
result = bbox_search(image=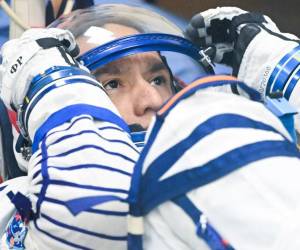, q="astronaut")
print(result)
[1,3,300,250]
[0,4,207,249]
[128,7,300,250]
